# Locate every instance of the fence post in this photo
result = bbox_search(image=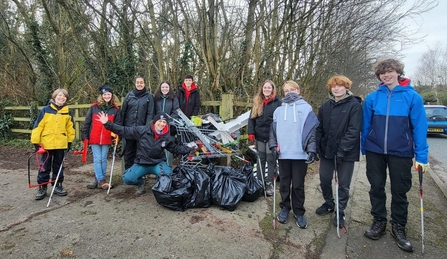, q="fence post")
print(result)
[74,102,80,140]
[220,94,233,121]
